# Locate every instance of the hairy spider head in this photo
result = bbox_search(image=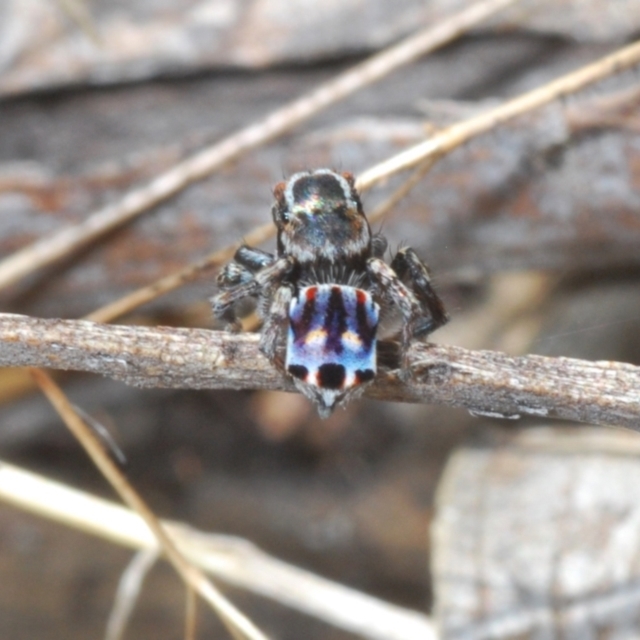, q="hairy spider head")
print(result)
[272,169,371,266]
